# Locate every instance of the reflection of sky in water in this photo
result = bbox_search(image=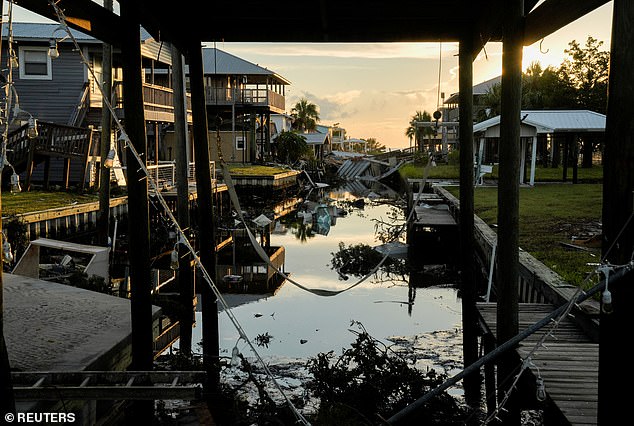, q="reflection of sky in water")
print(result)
[194,199,462,359]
